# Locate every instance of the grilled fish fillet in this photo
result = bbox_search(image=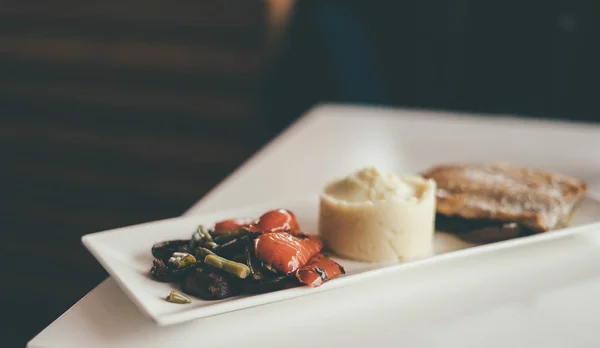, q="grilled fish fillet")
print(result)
[422,163,587,232]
